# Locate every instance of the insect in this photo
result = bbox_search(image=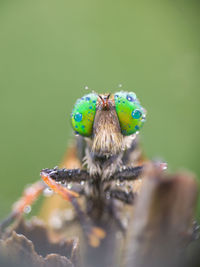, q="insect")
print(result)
[0,91,146,251]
